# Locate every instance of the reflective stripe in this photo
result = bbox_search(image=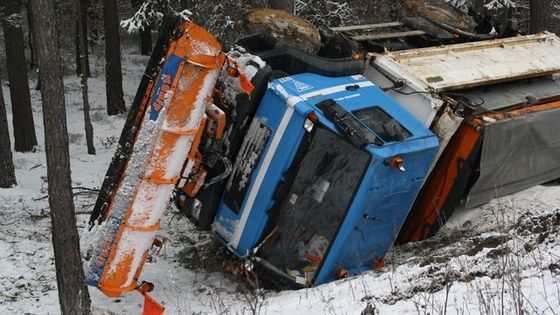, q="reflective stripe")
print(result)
[231,80,375,248]
[231,106,295,248]
[284,81,374,108]
[300,81,374,100]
